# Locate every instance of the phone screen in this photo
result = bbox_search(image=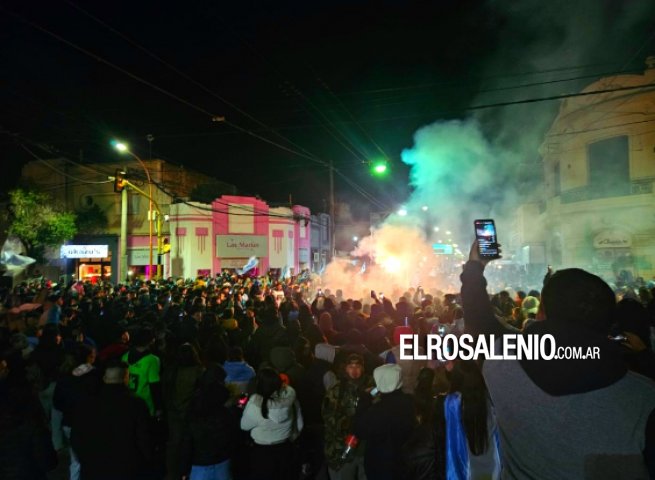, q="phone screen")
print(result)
[474,219,500,259]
